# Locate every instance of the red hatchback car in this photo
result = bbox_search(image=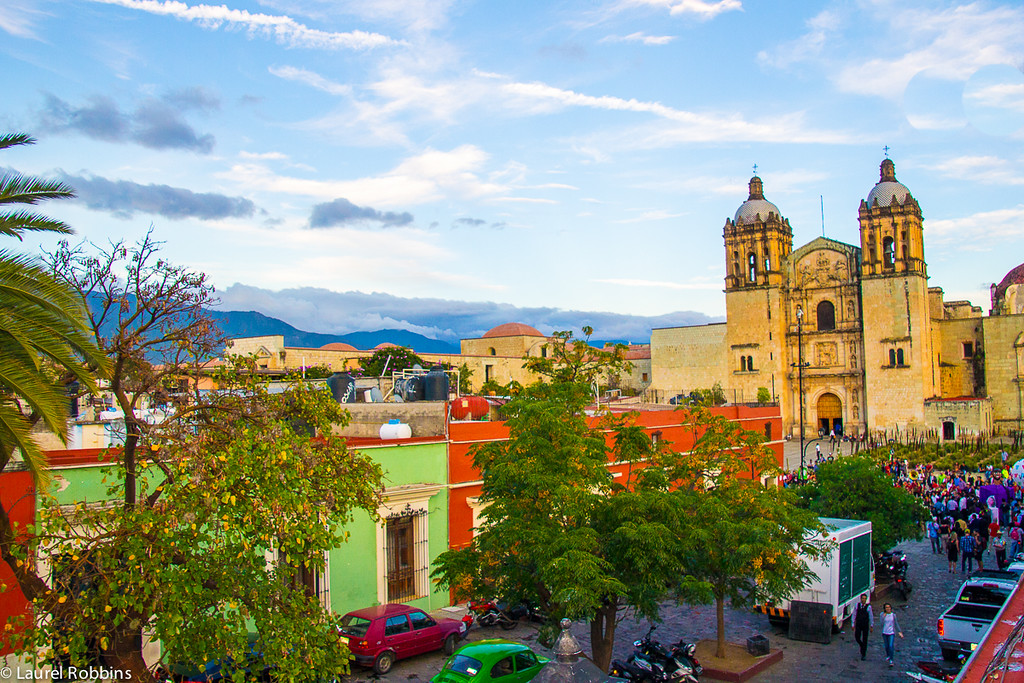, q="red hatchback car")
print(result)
[340,604,468,674]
